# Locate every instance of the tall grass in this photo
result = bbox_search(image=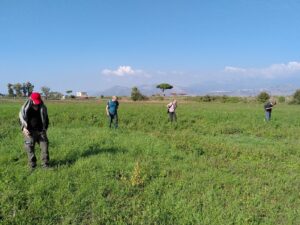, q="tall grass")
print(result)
[0,100,299,224]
